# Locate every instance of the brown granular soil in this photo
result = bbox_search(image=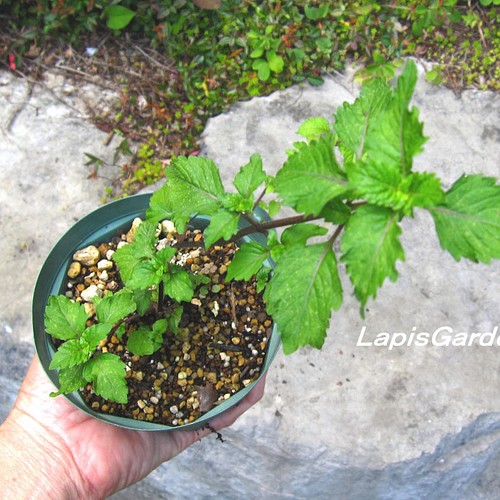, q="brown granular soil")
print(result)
[57,223,272,427]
